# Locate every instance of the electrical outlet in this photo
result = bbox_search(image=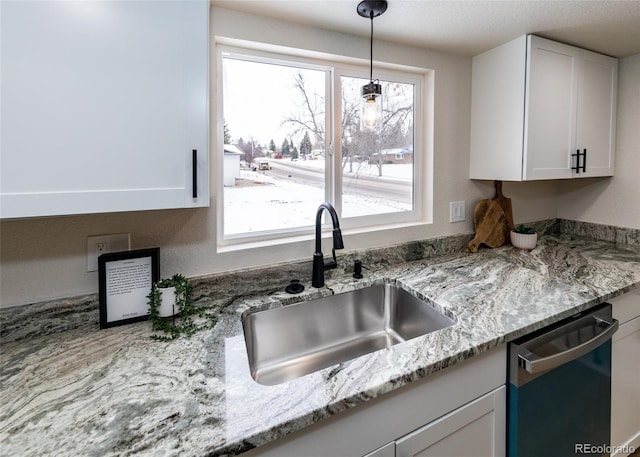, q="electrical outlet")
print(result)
[95,243,107,257]
[87,234,131,272]
[450,201,465,223]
